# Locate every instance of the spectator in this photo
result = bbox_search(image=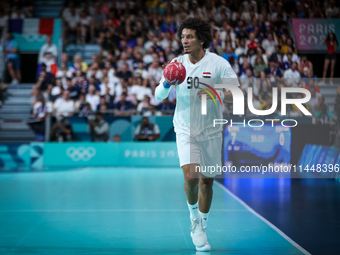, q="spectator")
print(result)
[49,78,63,102]
[282,46,300,64]
[283,62,301,87]
[240,68,256,93]
[134,117,160,141]
[66,78,81,100]
[112,134,121,142]
[221,46,238,62]
[40,52,58,77]
[3,32,21,84]
[28,93,50,141]
[229,56,239,76]
[71,54,88,73]
[86,85,100,111]
[92,3,106,37]
[157,98,175,115]
[253,56,268,77]
[53,90,75,118]
[298,55,313,76]
[258,79,272,105]
[262,33,276,56]
[116,63,133,80]
[270,45,283,64]
[50,117,75,142]
[325,0,339,18]
[315,104,335,125]
[265,59,283,80]
[62,2,80,43]
[307,86,322,115]
[88,112,109,142]
[321,32,338,85]
[235,39,248,58]
[35,70,54,91]
[79,10,94,43]
[130,77,152,102]
[281,52,293,71]
[114,92,134,115]
[137,95,157,116]
[38,35,58,64]
[74,93,87,112]
[97,96,111,111]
